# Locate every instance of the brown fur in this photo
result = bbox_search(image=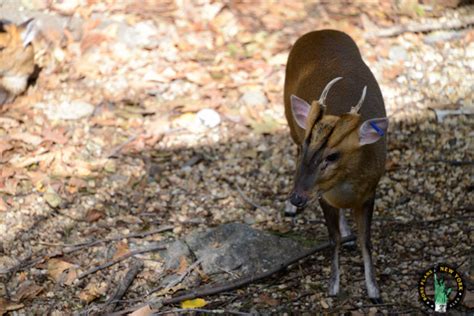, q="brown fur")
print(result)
[284,30,386,205]
[284,30,387,301]
[0,20,35,103]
